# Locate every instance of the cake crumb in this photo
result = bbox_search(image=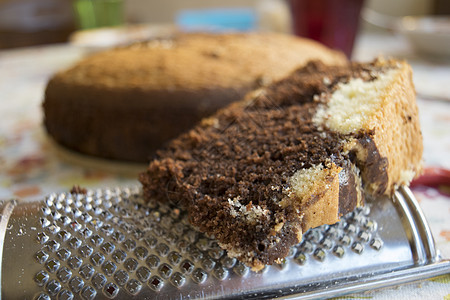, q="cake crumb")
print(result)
[70,185,87,195]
